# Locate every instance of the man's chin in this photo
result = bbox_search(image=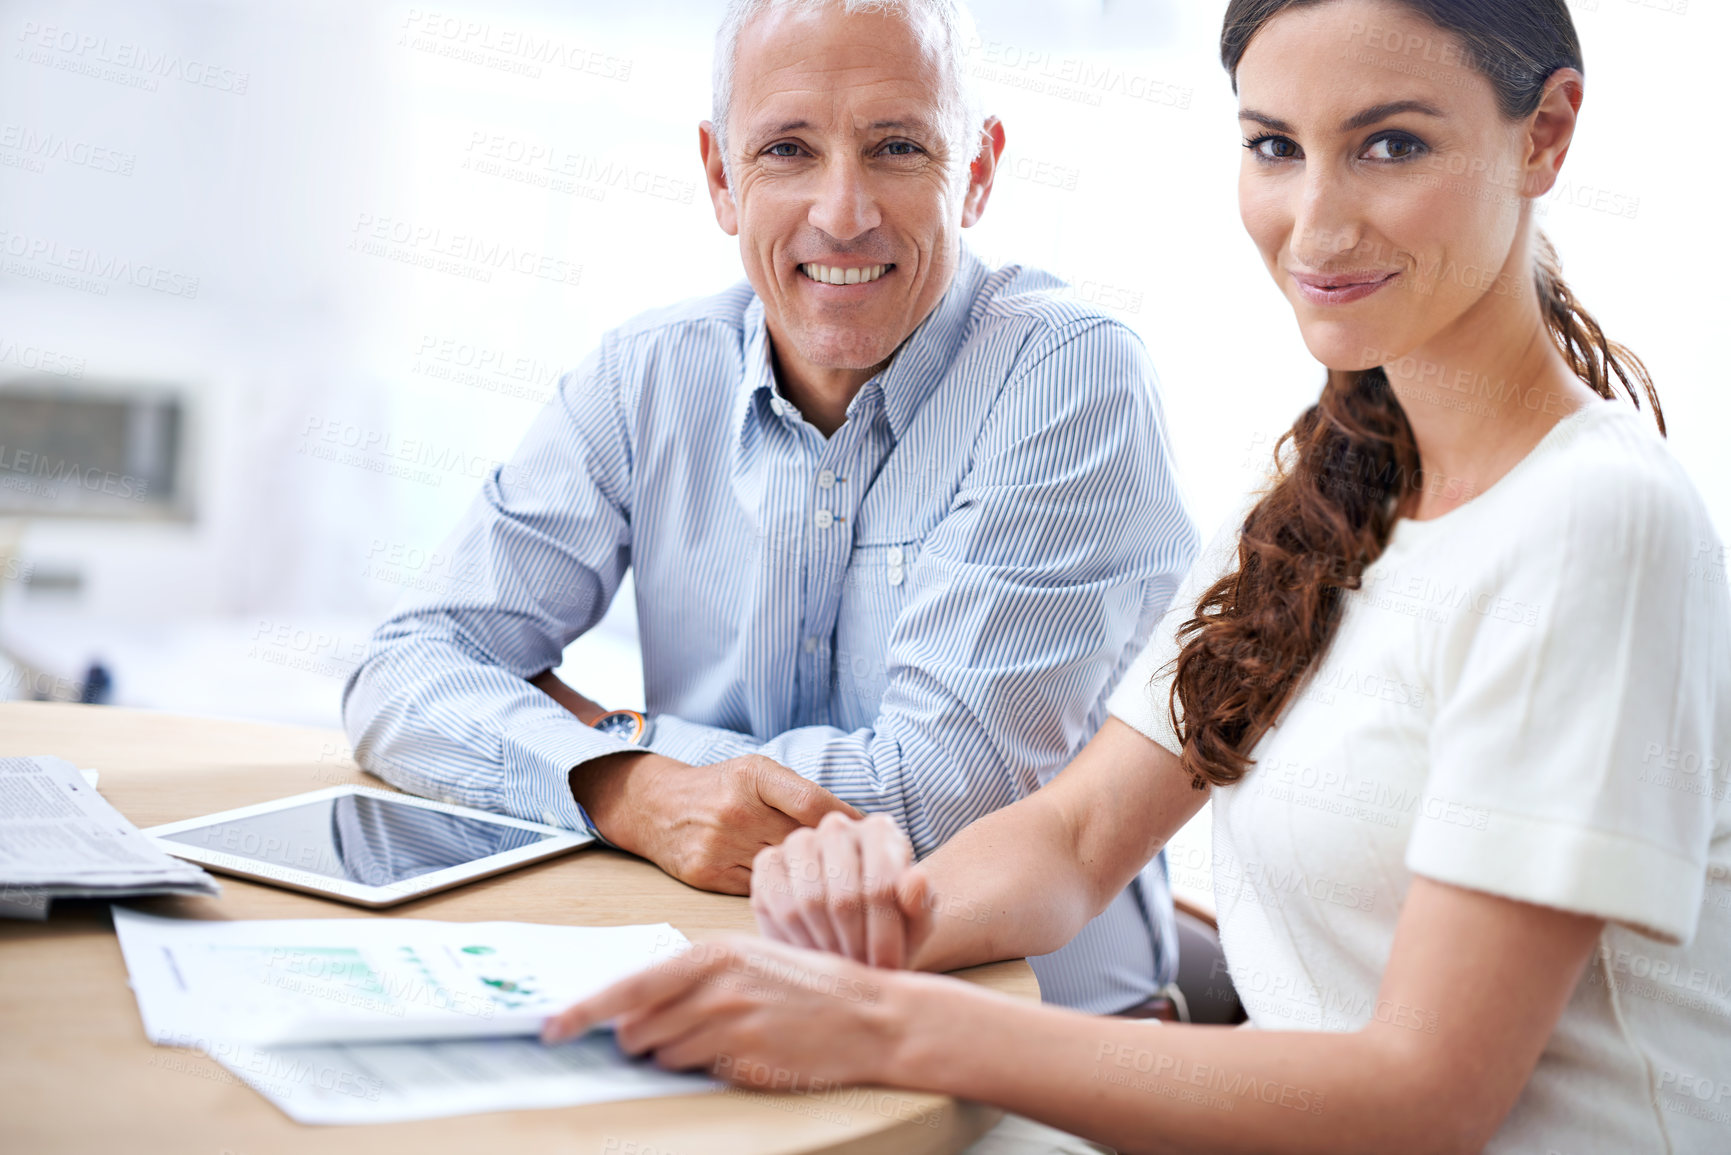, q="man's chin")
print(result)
[787,327,905,374]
